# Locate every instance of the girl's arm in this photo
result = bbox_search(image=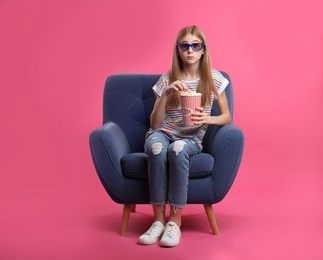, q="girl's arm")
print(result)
[150,81,189,130]
[193,91,231,126]
[150,94,168,130]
